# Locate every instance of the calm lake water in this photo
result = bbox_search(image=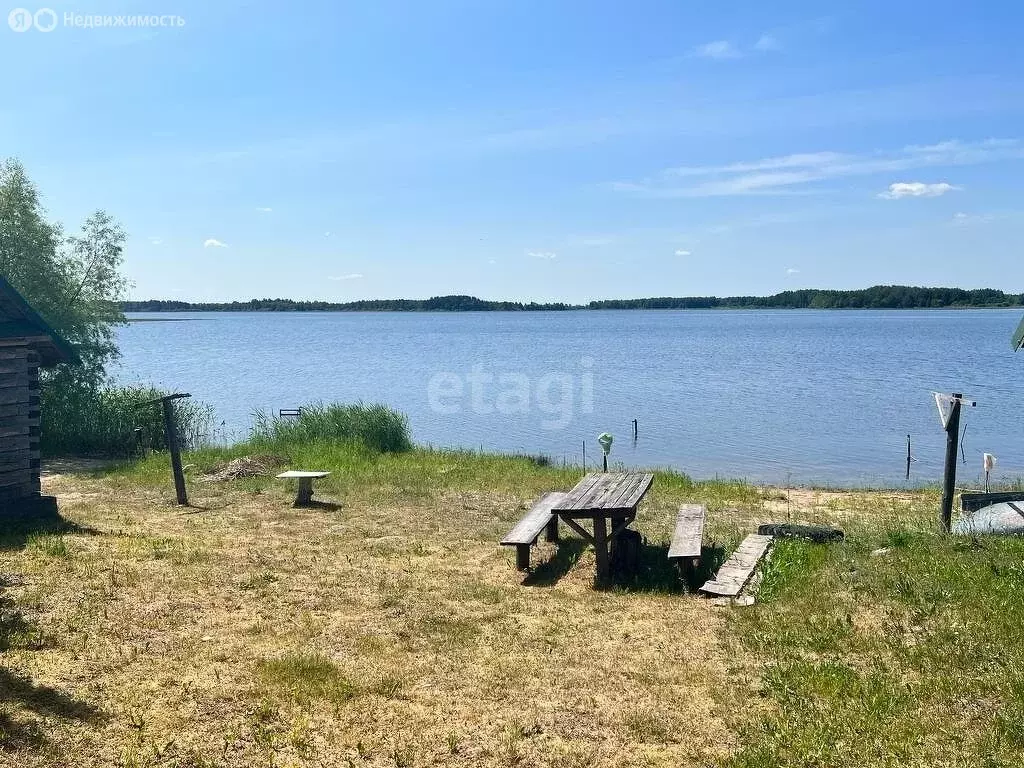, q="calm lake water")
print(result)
[116,310,1024,487]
